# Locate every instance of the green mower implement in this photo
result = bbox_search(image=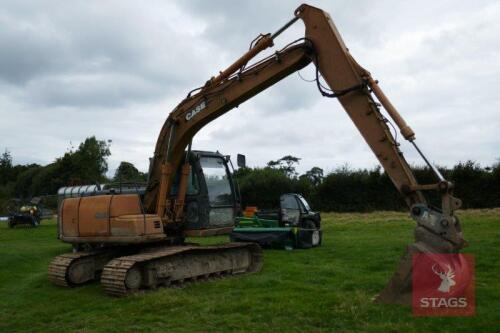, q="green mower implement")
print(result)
[230,194,322,249]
